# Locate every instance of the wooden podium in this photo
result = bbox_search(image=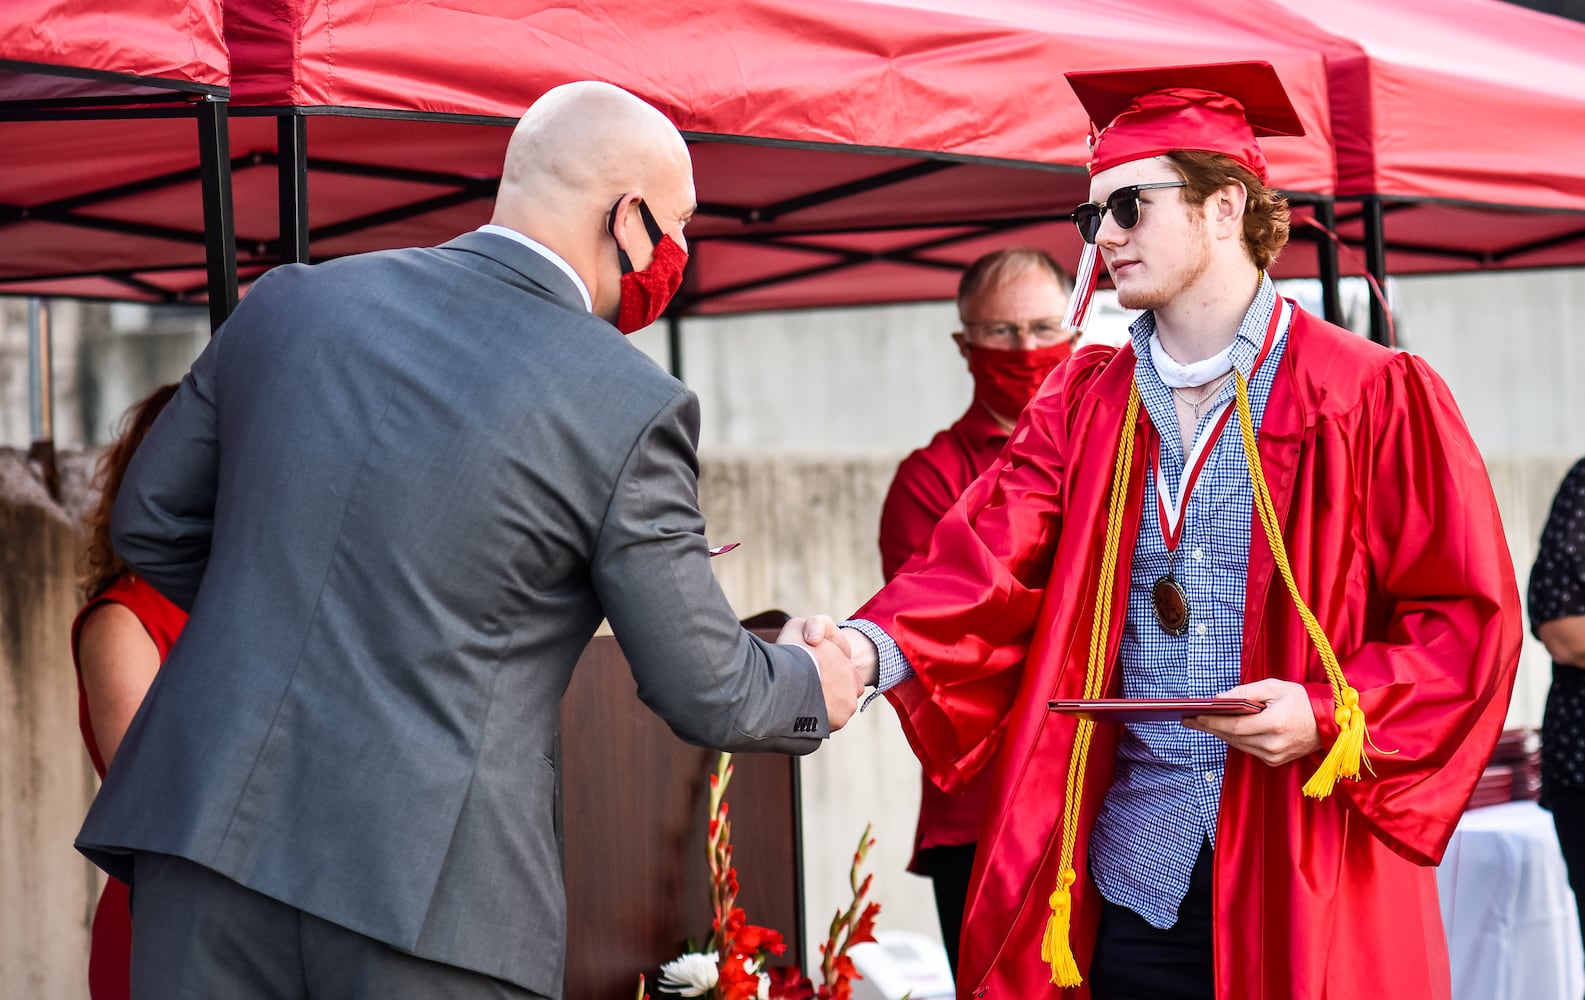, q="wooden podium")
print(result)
[560,633,805,998]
